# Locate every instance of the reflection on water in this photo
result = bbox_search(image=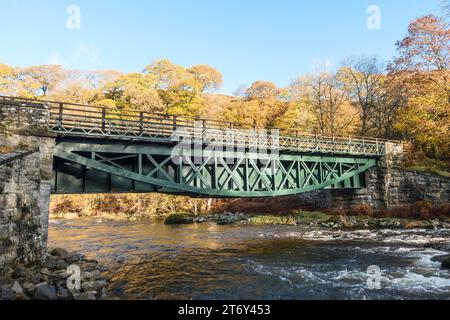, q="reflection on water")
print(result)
[48,219,450,300]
